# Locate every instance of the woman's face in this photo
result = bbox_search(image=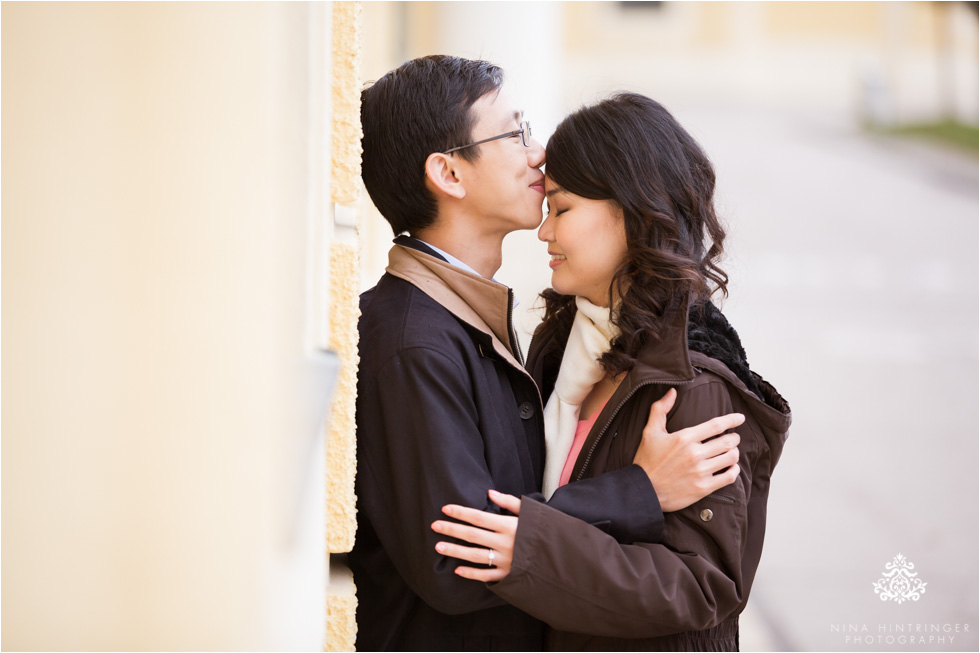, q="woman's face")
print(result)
[538,178,629,307]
